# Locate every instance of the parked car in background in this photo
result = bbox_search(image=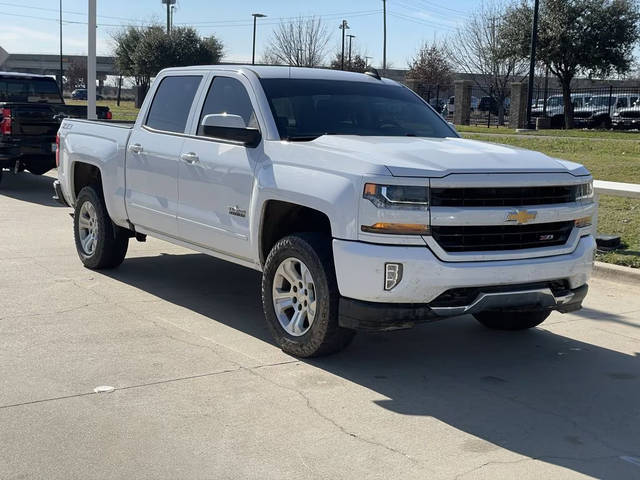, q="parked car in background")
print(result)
[574,93,640,129]
[71,88,104,101]
[442,95,479,116]
[612,99,640,129]
[531,93,592,127]
[56,65,596,358]
[0,72,111,183]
